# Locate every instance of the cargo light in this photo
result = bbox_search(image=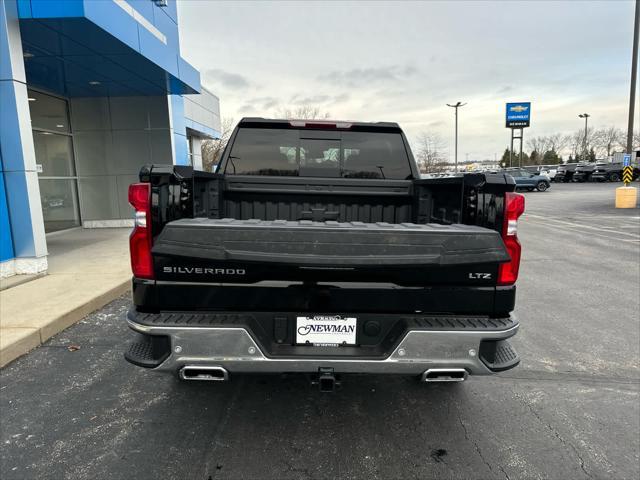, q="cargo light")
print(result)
[289,120,352,129]
[128,183,154,279]
[497,192,525,286]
